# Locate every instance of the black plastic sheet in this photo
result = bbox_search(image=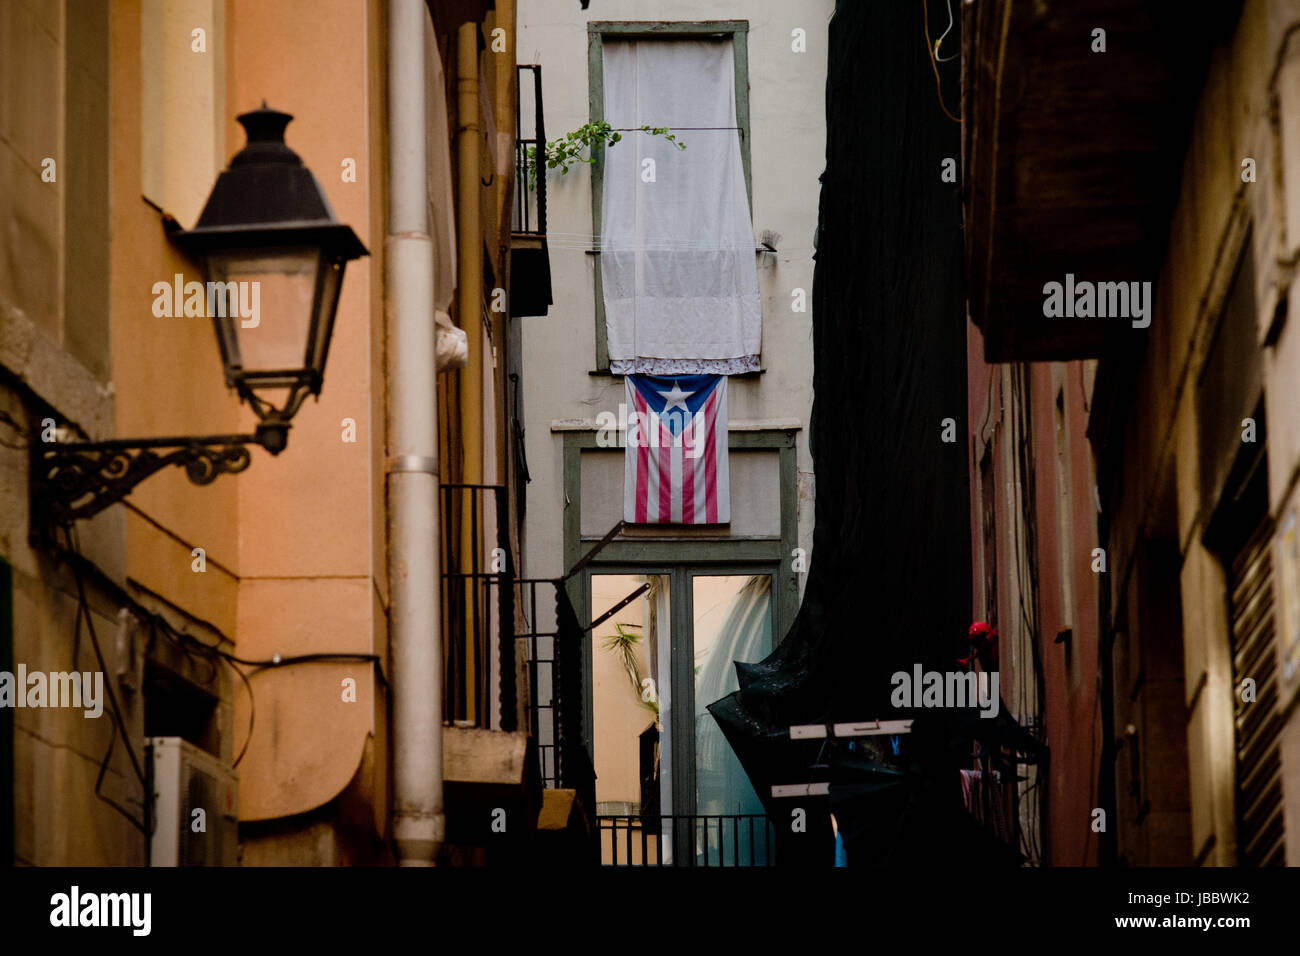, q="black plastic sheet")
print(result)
[707,0,1039,865]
